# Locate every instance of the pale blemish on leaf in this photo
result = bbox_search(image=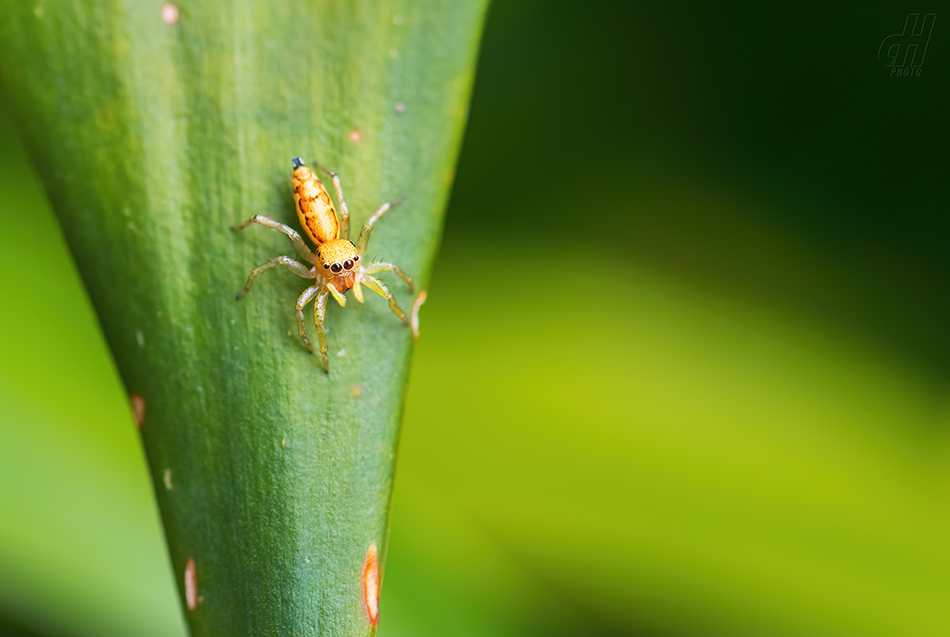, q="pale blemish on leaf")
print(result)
[185,558,197,610]
[162,3,178,24]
